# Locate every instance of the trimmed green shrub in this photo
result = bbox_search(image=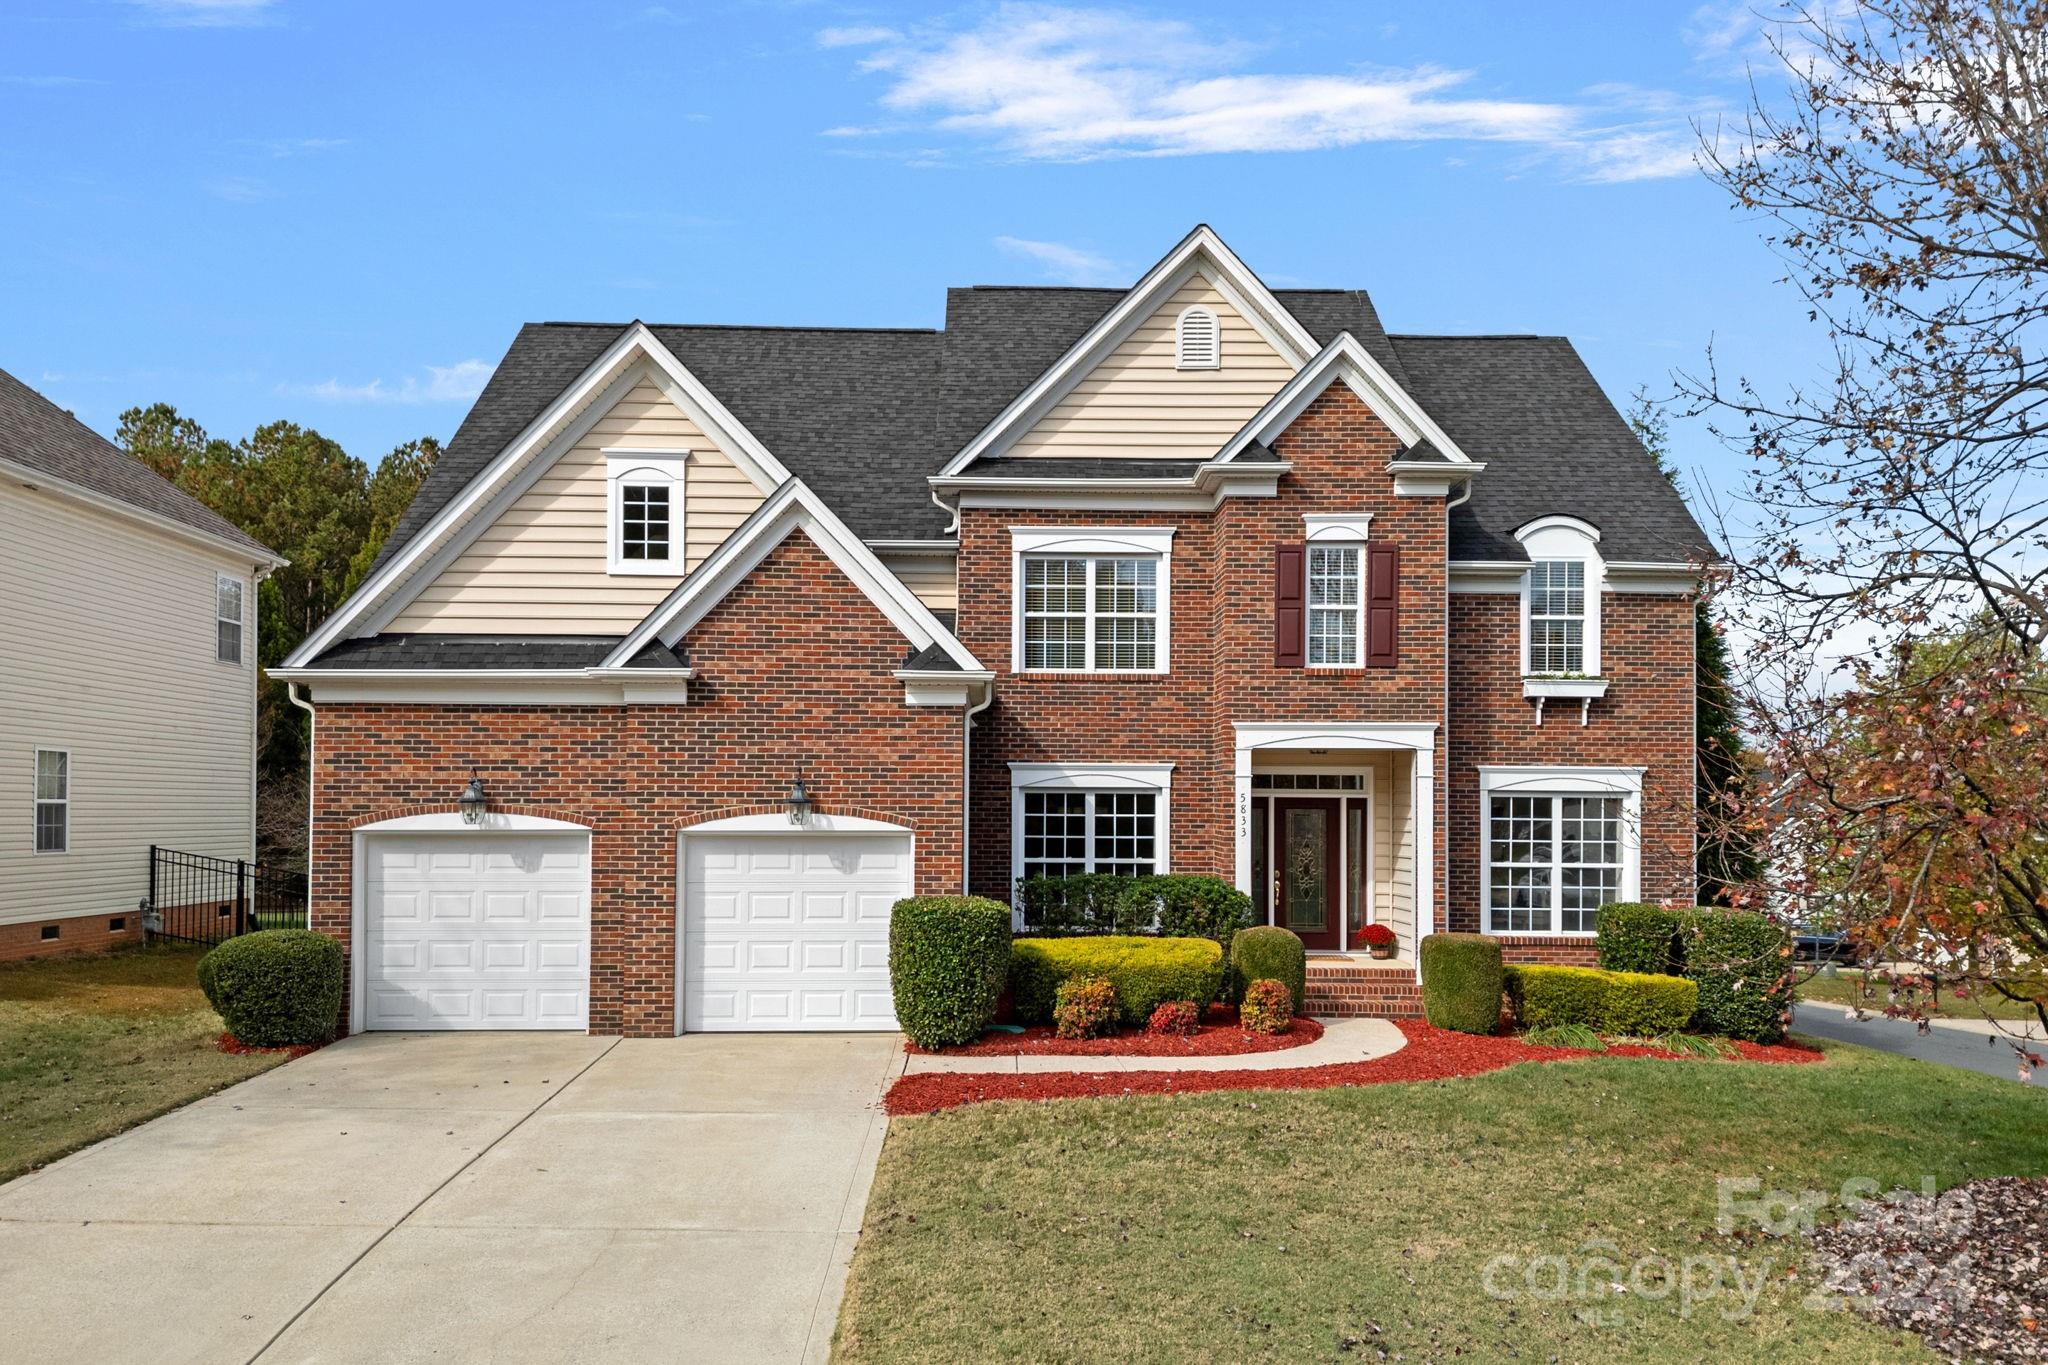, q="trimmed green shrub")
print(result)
[1604,970,1700,1036]
[1240,979,1292,1034]
[1228,926,1306,1010]
[1133,874,1255,950]
[197,930,344,1047]
[1014,873,1253,951]
[1053,976,1118,1040]
[1419,933,1503,1034]
[887,896,1012,1049]
[1596,903,1683,976]
[1680,909,1795,1042]
[1503,964,1697,1036]
[1009,936,1224,1026]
